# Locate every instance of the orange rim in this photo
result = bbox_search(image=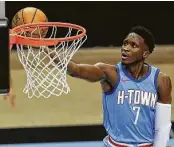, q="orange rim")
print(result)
[10,22,86,46]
